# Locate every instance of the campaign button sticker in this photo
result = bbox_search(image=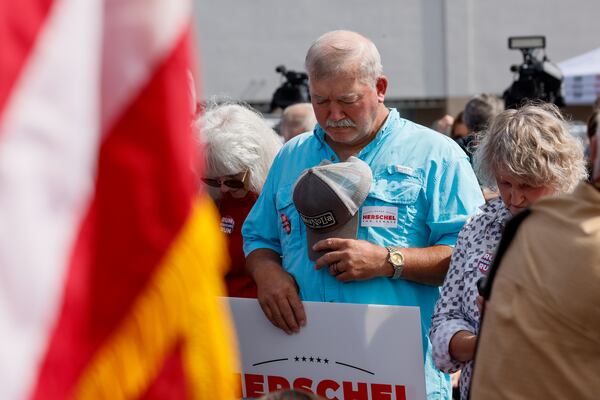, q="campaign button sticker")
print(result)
[220,216,235,234]
[478,252,494,274]
[361,206,398,228]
